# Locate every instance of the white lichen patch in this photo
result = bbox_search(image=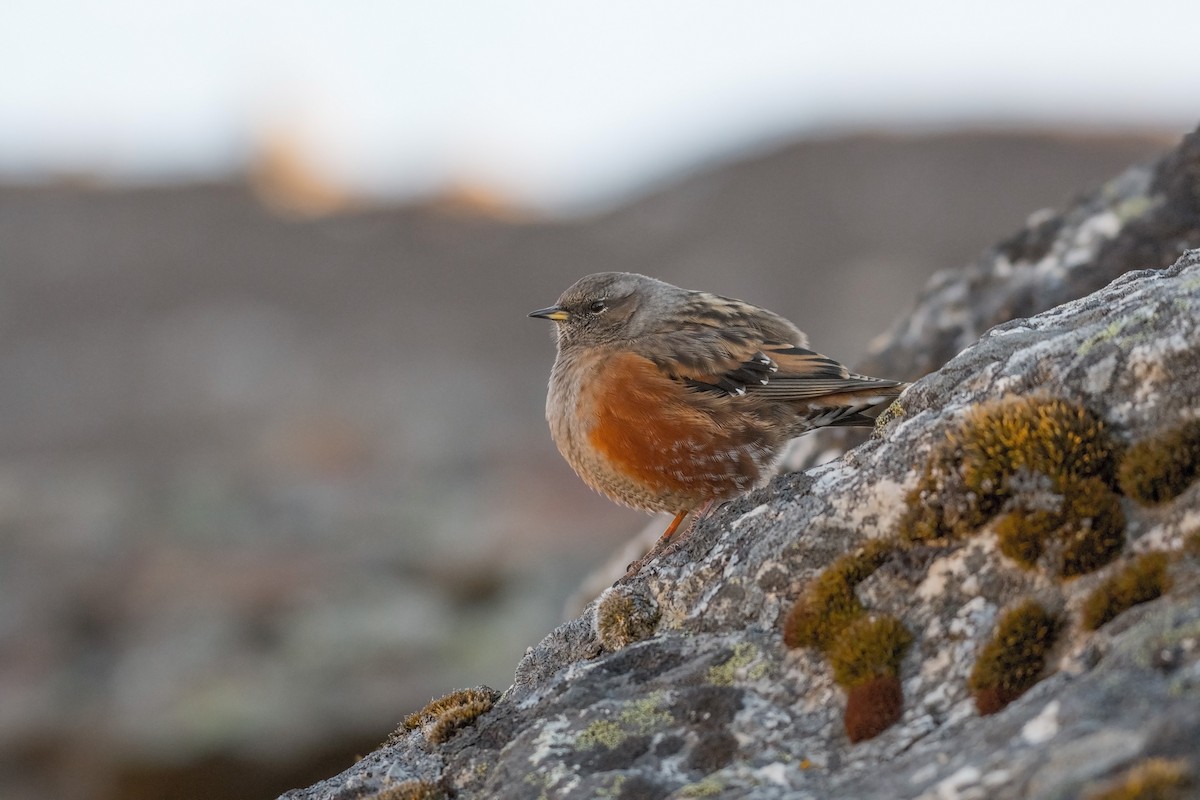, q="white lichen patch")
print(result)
[525,715,579,792]
[1084,352,1119,395]
[1127,332,1192,407]
[925,764,982,800]
[1060,210,1122,269]
[949,596,992,640]
[732,503,770,531]
[755,761,788,785]
[1021,700,1060,745]
[917,549,973,601]
[1132,504,1200,553]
